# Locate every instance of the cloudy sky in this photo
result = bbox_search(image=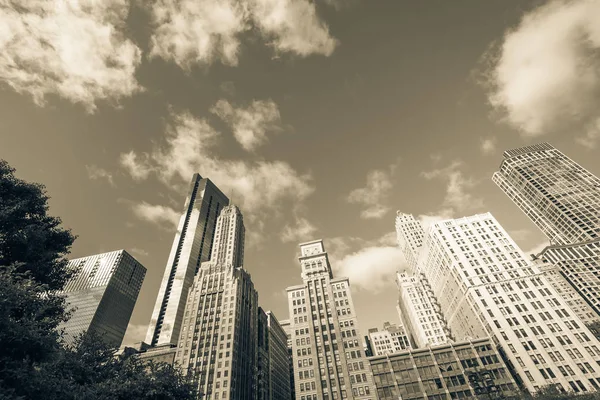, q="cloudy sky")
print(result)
[2,0,600,346]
